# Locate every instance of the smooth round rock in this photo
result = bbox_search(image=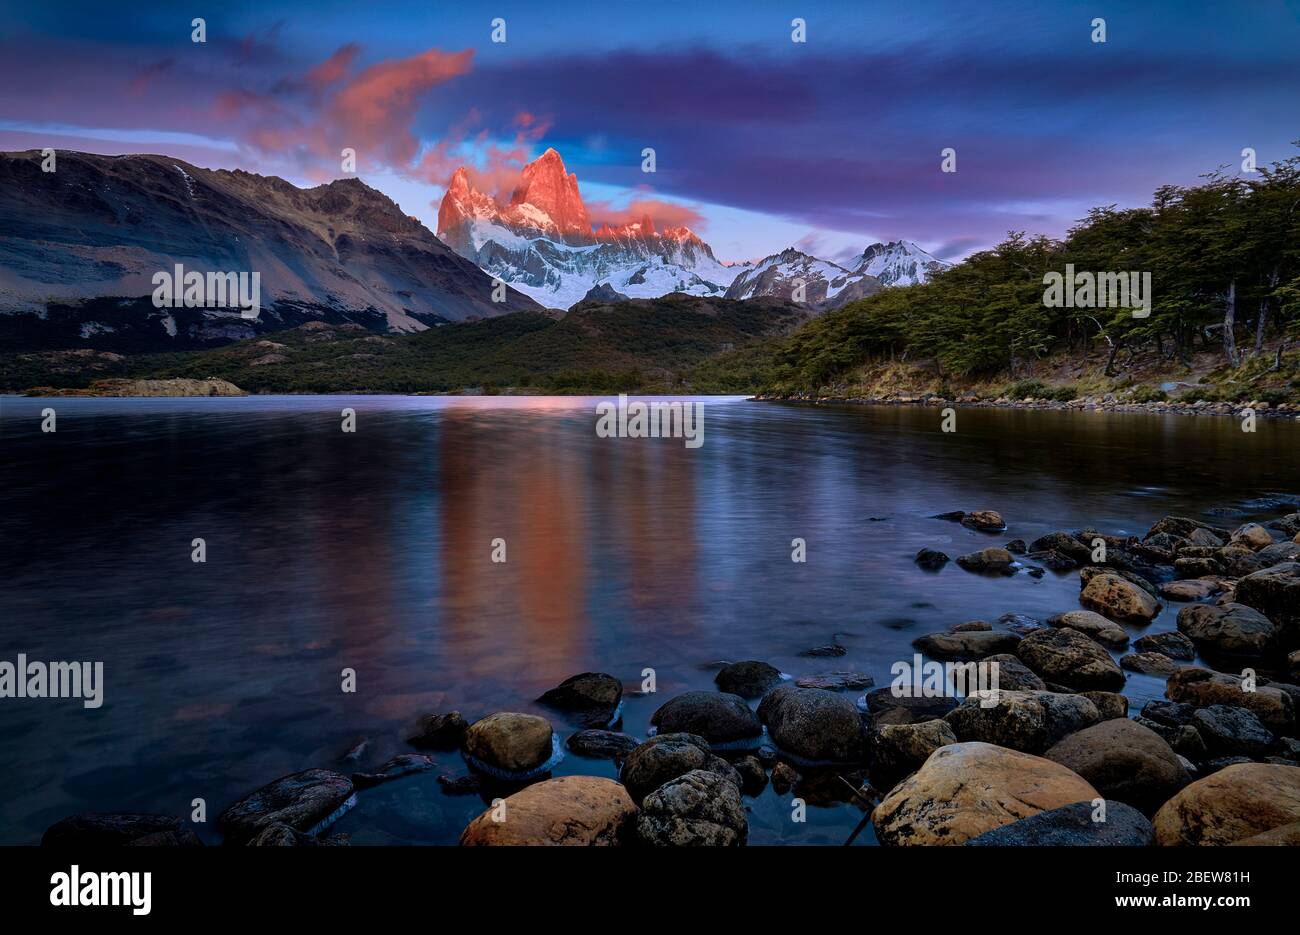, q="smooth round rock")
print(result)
[459,776,636,846]
[1153,763,1300,845]
[872,741,1100,845]
[650,691,762,748]
[464,712,555,774]
[757,684,865,764]
[714,660,784,698]
[1044,718,1190,814]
